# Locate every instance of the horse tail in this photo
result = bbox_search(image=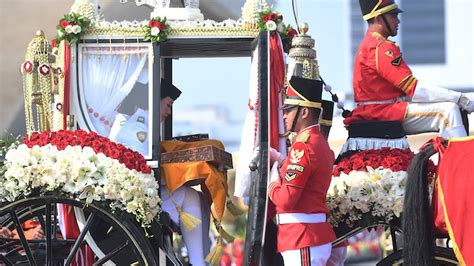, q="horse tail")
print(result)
[403,144,436,265]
